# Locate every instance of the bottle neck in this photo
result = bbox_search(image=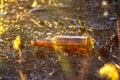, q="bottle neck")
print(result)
[31,39,53,47]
